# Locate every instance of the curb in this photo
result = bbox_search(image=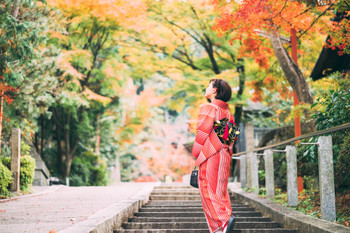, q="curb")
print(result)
[228,184,350,233]
[58,182,161,233]
[0,185,65,203]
